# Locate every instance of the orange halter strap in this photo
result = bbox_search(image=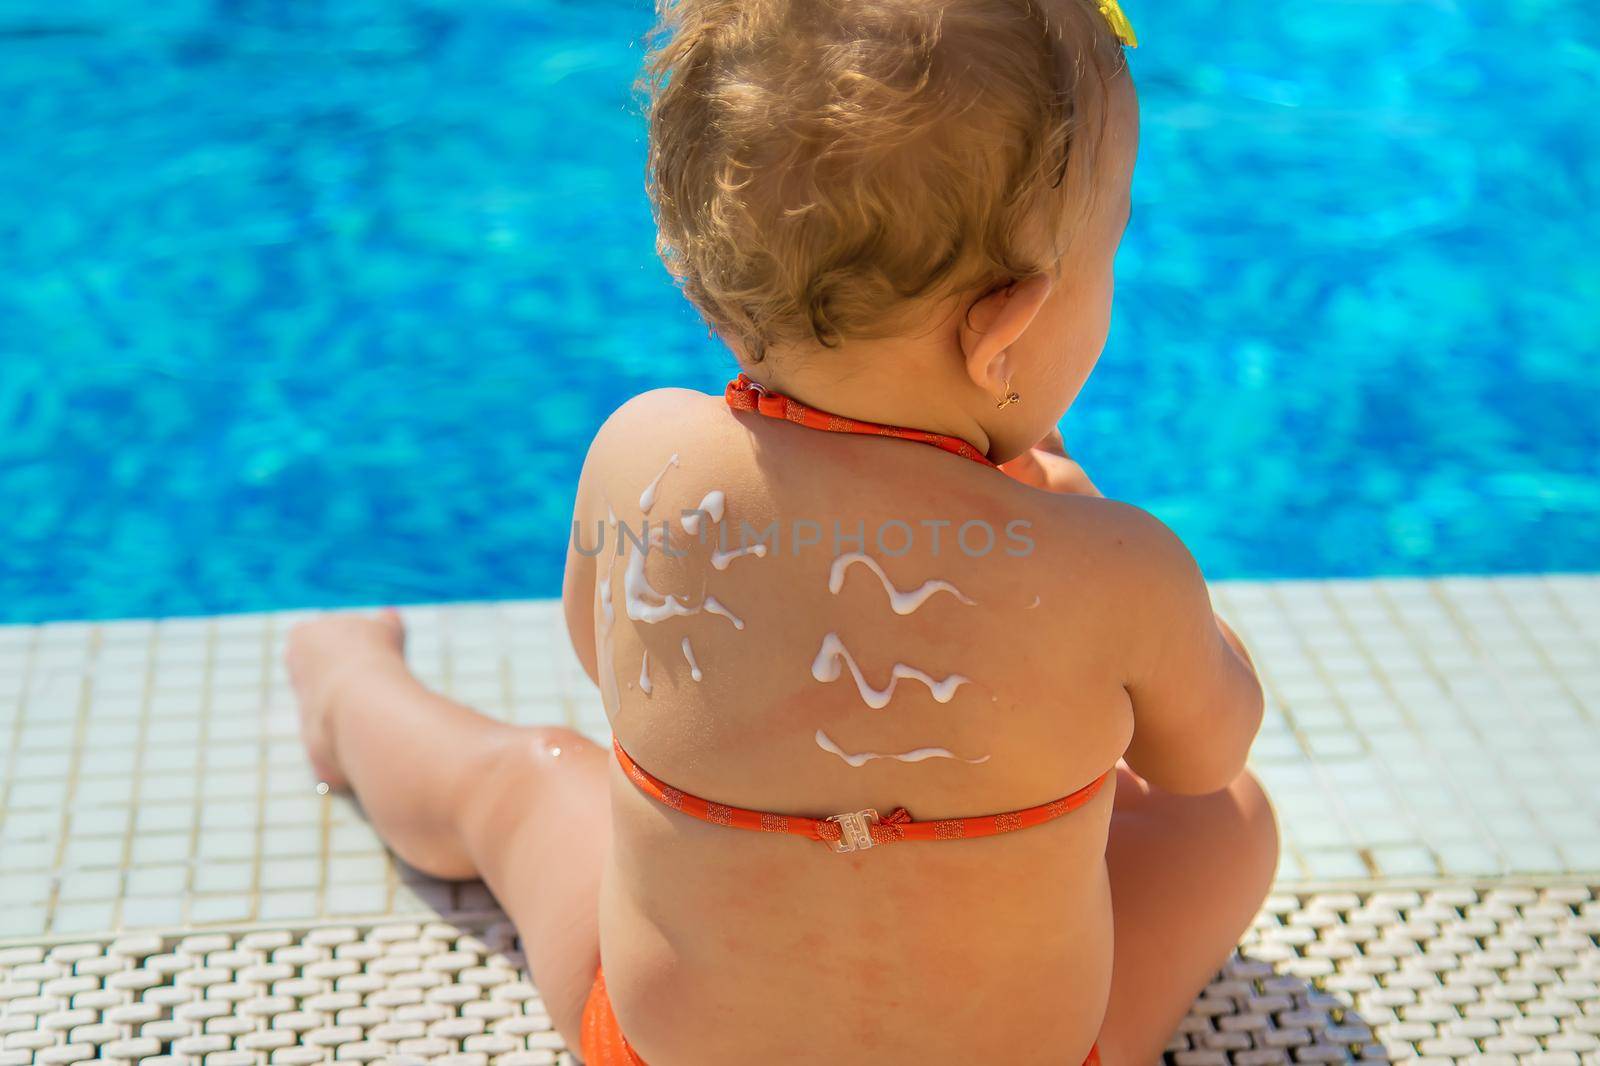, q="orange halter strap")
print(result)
[614,738,1112,853]
[725,373,999,469]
